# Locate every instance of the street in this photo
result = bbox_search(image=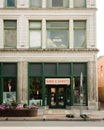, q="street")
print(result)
[0,120,104,127]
